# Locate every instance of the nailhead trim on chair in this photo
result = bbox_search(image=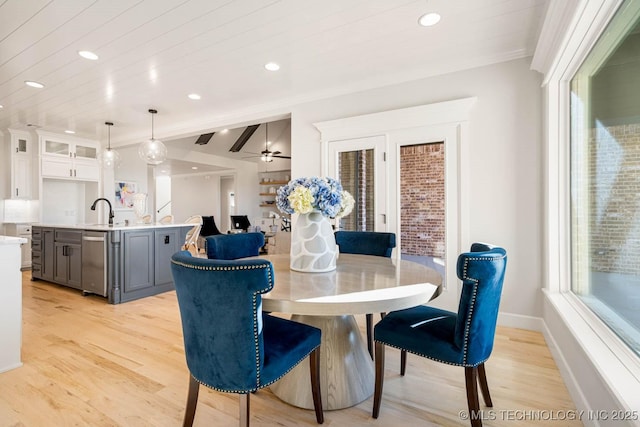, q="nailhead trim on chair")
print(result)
[460,257,478,366]
[171,258,320,393]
